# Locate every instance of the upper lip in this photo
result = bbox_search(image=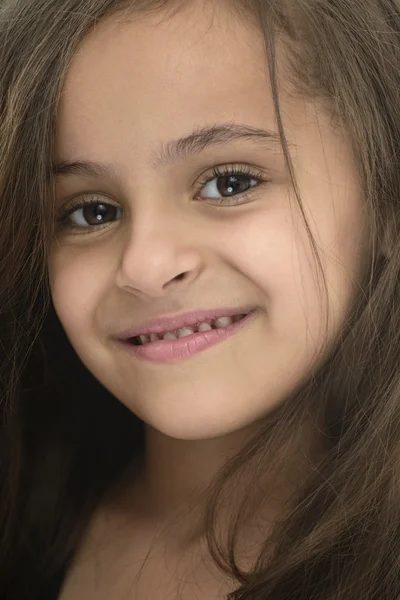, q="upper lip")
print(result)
[116,306,256,340]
